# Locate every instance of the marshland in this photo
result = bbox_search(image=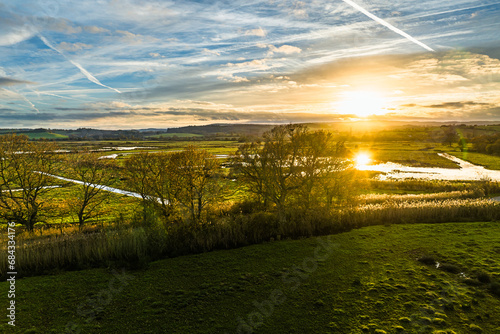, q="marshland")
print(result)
[1,123,500,333]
